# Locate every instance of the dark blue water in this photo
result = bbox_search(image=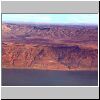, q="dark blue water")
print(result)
[2,69,98,86]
